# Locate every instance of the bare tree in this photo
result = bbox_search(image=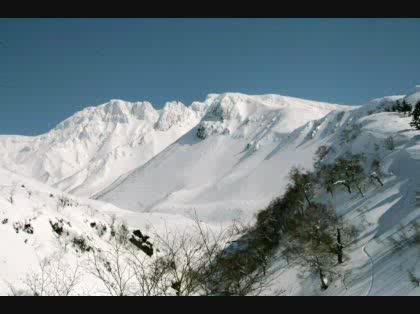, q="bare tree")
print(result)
[84,213,277,296]
[148,213,239,296]
[8,189,14,204]
[85,220,181,296]
[187,214,280,296]
[288,167,316,207]
[388,223,420,253]
[8,252,82,296]
[127,250,173,296]
[47,256,82,296]
[282,203,355,290]
[384,136,395,151]
[408,269,420,288]
[85,223,136,296]
[369,159,384,187]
